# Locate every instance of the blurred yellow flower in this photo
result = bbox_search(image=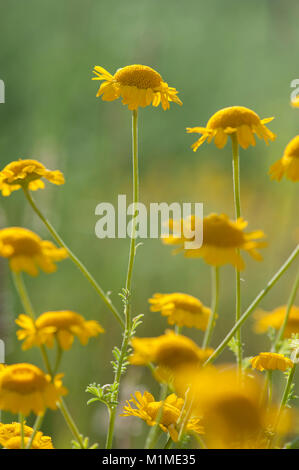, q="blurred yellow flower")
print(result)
[149,293,211,330]
[0,227,68,276]
[0,363,67,415]
[162,213,266,271]
[16,311,105,351]
[0,422,54,449]
[0,159,64,197]
[92,64,182,111]
[187,106,276,151]
[121,391,203,442]
[253,305,299,338]
[269,135,299,182]
[251,352,293,372]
